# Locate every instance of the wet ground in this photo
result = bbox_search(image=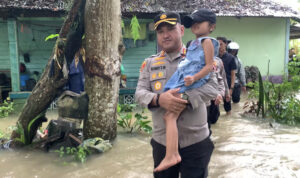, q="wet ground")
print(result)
[1,95,300,178]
